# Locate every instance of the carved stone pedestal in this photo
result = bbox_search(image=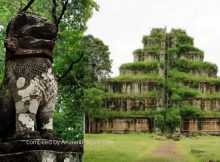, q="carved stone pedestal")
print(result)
[0,139,83,162]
